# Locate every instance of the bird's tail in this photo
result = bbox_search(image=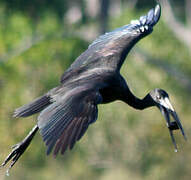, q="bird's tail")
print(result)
[13,95,52,118]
